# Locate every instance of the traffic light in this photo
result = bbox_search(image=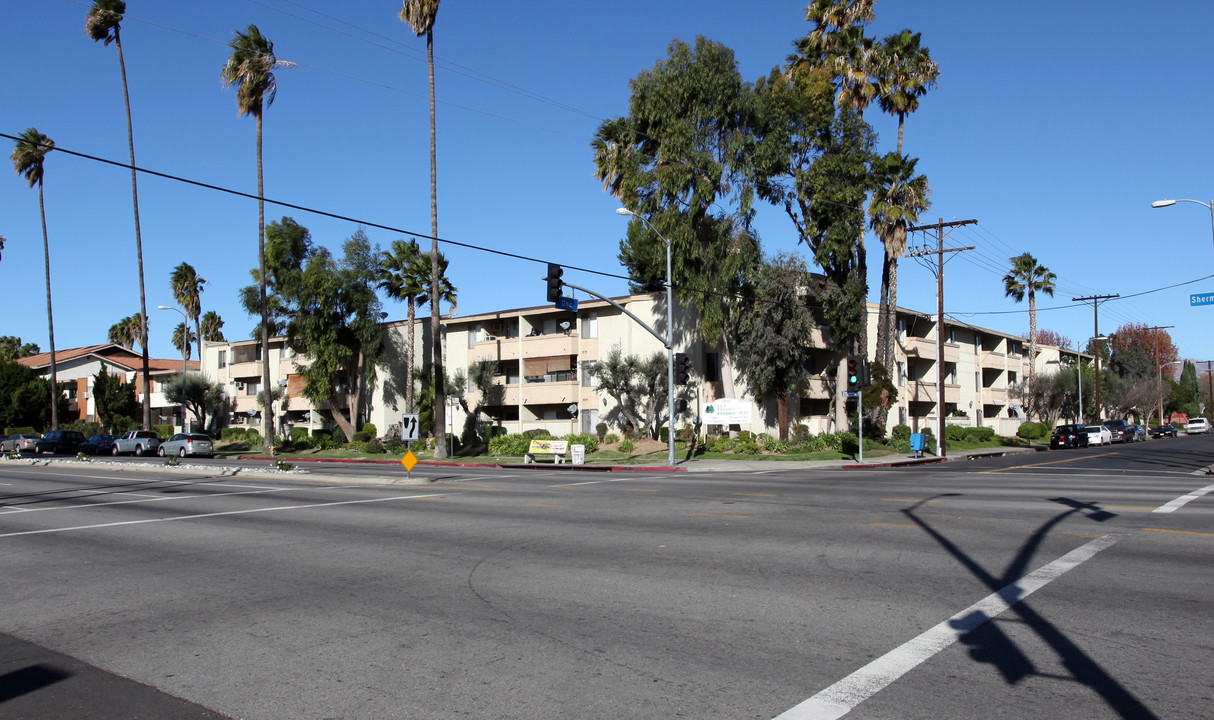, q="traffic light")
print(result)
[674,353,692,385]
[846,355,860,389]
[544,263,564,303]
